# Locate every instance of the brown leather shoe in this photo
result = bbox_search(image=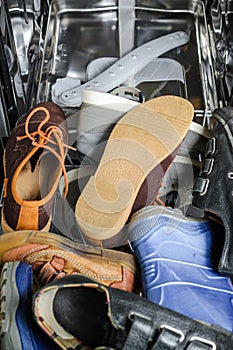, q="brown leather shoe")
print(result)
[1,102,68,232]
[0,230,140,293]
[75,95,194,242]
